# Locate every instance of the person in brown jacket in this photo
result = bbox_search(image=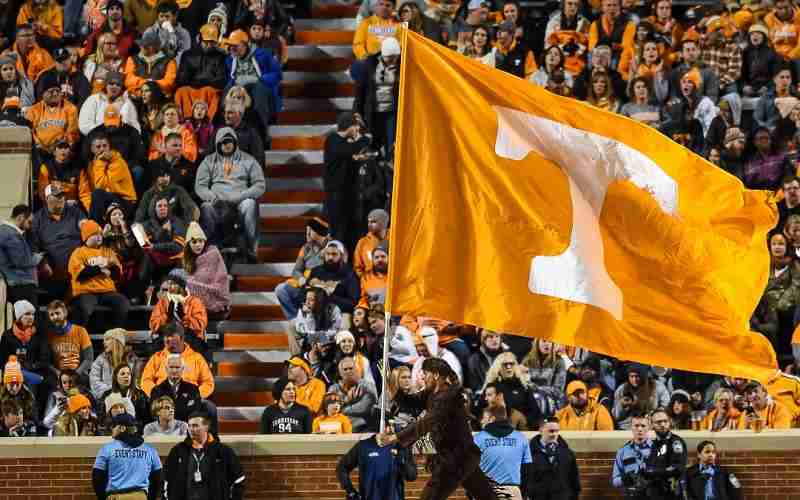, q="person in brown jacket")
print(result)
[377,357,497,500]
